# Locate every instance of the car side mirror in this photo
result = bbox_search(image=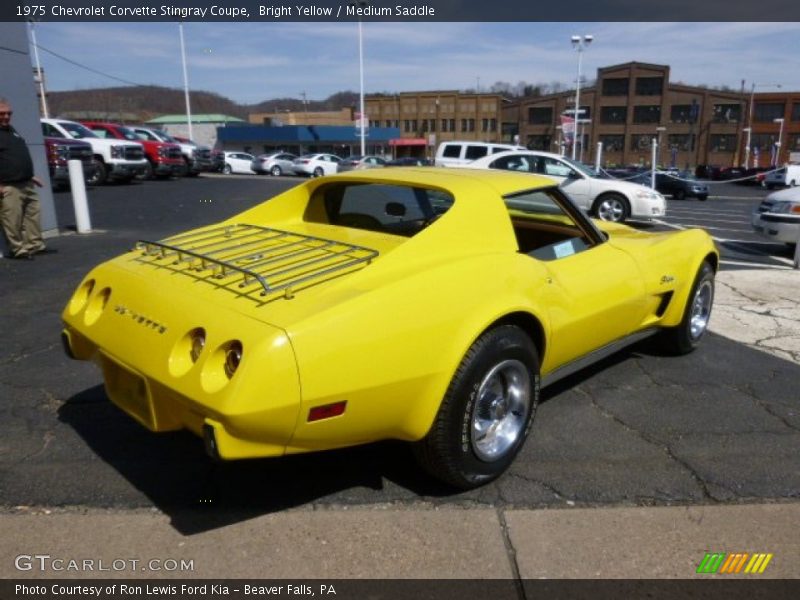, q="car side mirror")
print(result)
[567,170,581,179]
[386,202,406,217]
